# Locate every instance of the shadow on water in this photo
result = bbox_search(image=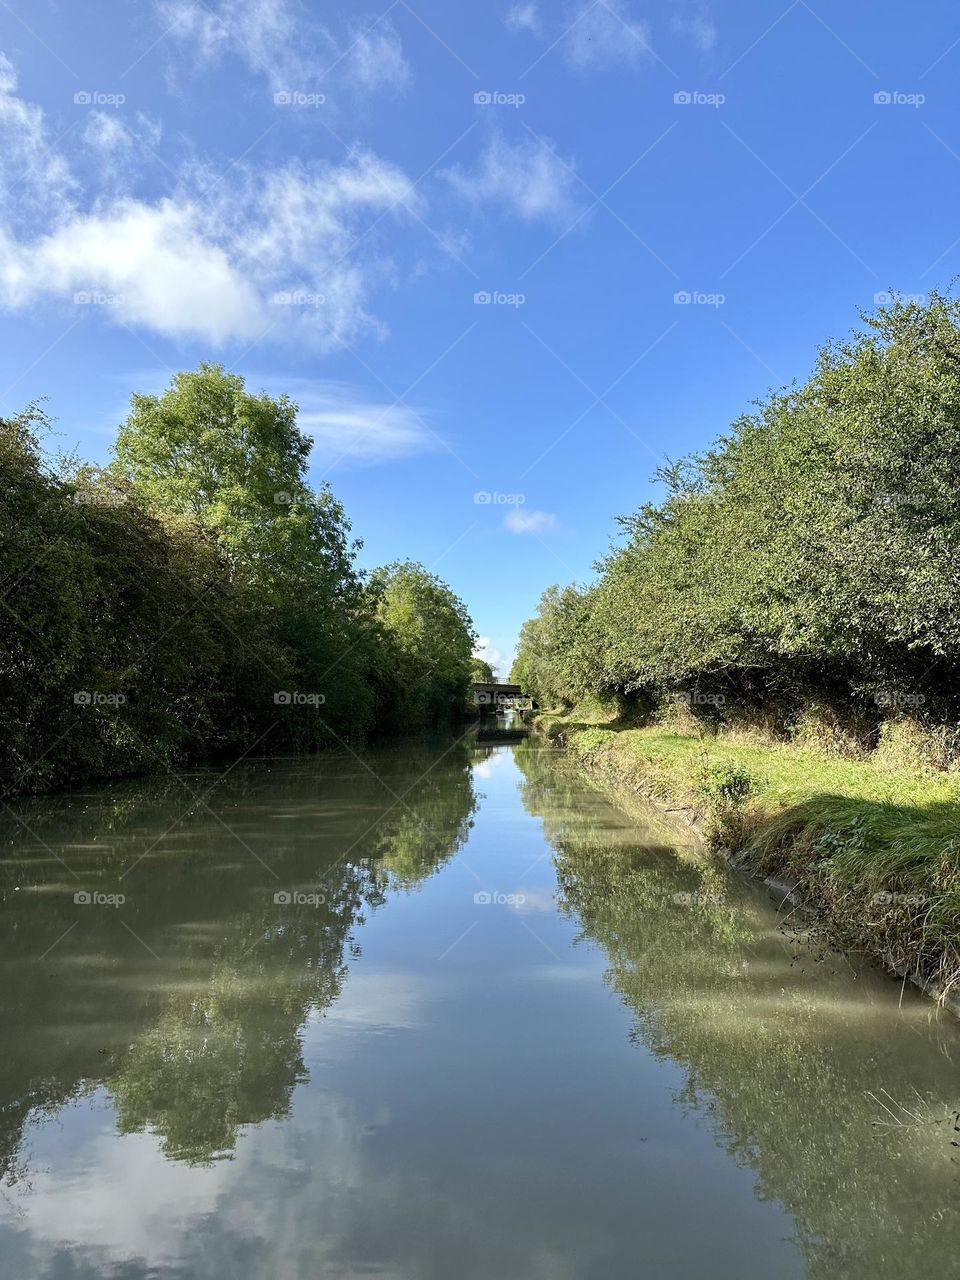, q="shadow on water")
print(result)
[512,737,960,1280]
[0,735,477,1172]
